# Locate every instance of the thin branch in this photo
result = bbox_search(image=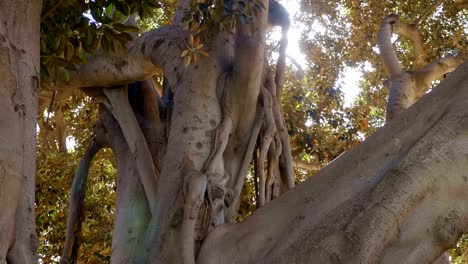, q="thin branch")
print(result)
[415,0,444,26]
[55,106,68,153]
